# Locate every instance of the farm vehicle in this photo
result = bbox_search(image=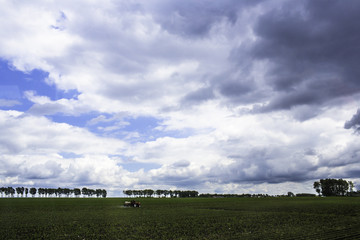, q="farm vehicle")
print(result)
[124,200,141,207]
